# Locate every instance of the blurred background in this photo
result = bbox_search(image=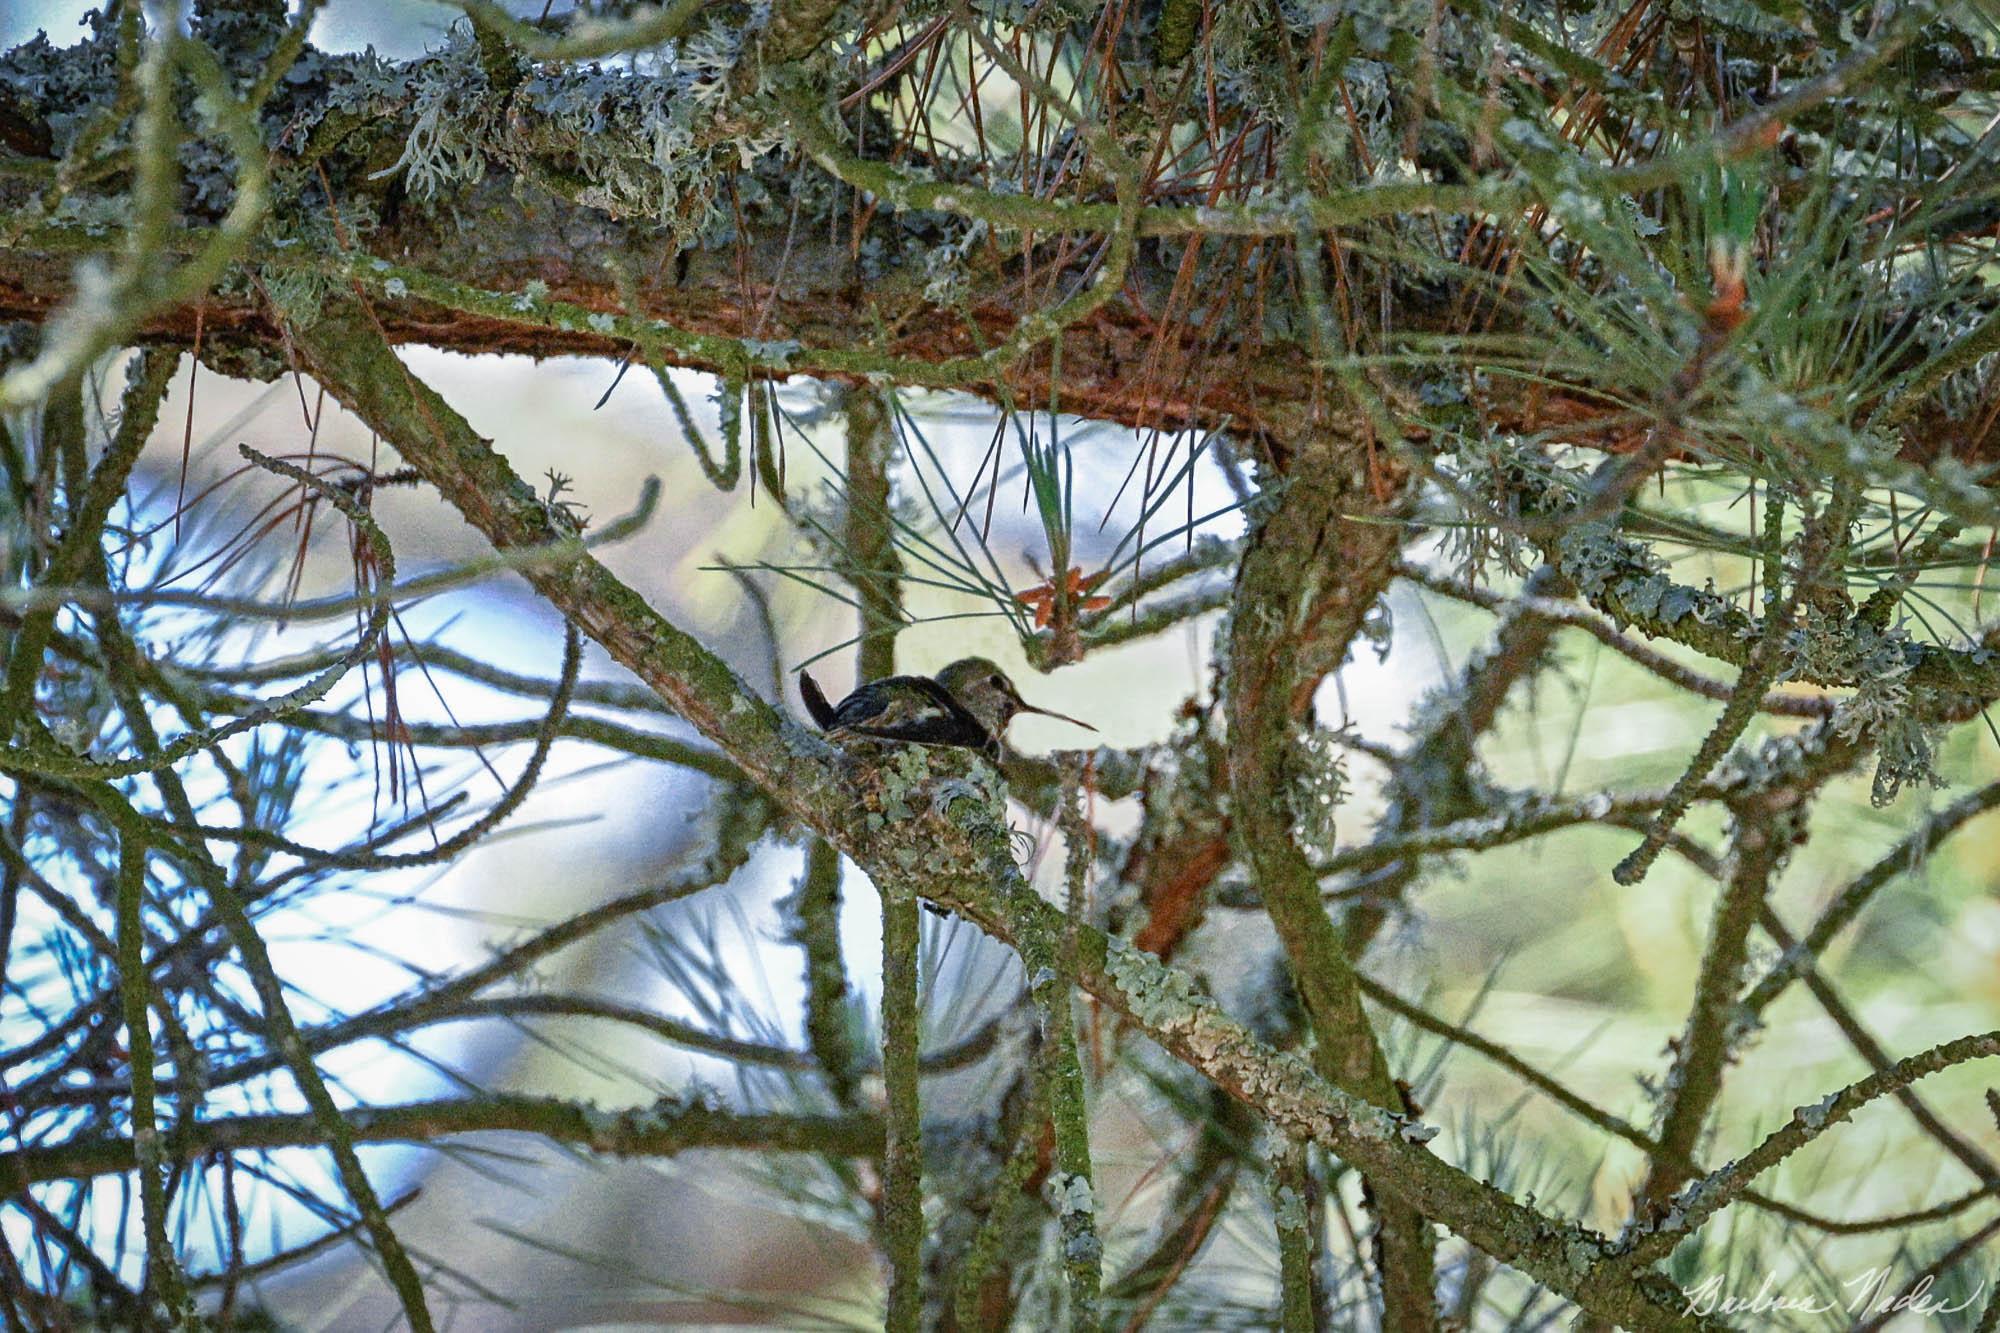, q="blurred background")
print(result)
[4,3,1999,1330]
